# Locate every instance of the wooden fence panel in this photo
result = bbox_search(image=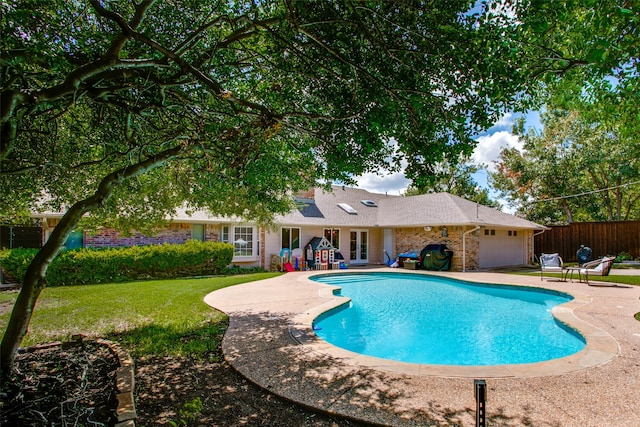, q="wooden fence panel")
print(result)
[534,221,640,262]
